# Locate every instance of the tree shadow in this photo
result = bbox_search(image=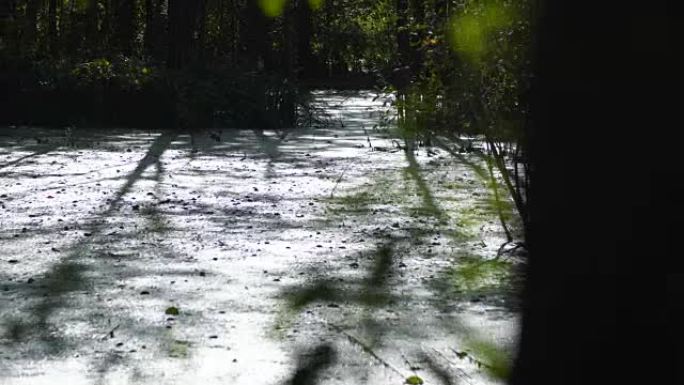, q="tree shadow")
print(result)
[1,131,177,358]
[402,145,446,220]
[0,144,61,172]
[273,114,519,385]
[282,344,337,385]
